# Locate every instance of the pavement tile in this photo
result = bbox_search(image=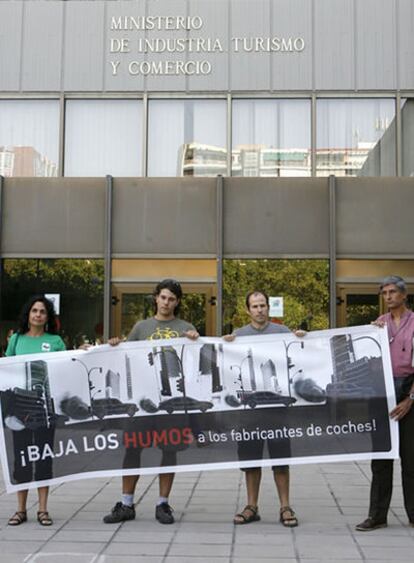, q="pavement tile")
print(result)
[100,558,163,563]
[360,547,414,560]
[177,522,234,533]
[62,521,119,531]
[234,523,293,535]
[355,534,414,546]
[300,560,363,563]
[0,540,44,554]
[73,512,116,521]
[296,528,352,537]
[165,559,230,563]
[233,560,298,563]
[167,543,231,557]
[181,512,234,522]
[234,532,296,545]
[103,542,168,556]
[233,544,296,559]
[51,530,115,542]
[173,531,232,544]
[39,542,106,554]
[26,556,97,563]
[0,527,56,540]
[111,531,174,543]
